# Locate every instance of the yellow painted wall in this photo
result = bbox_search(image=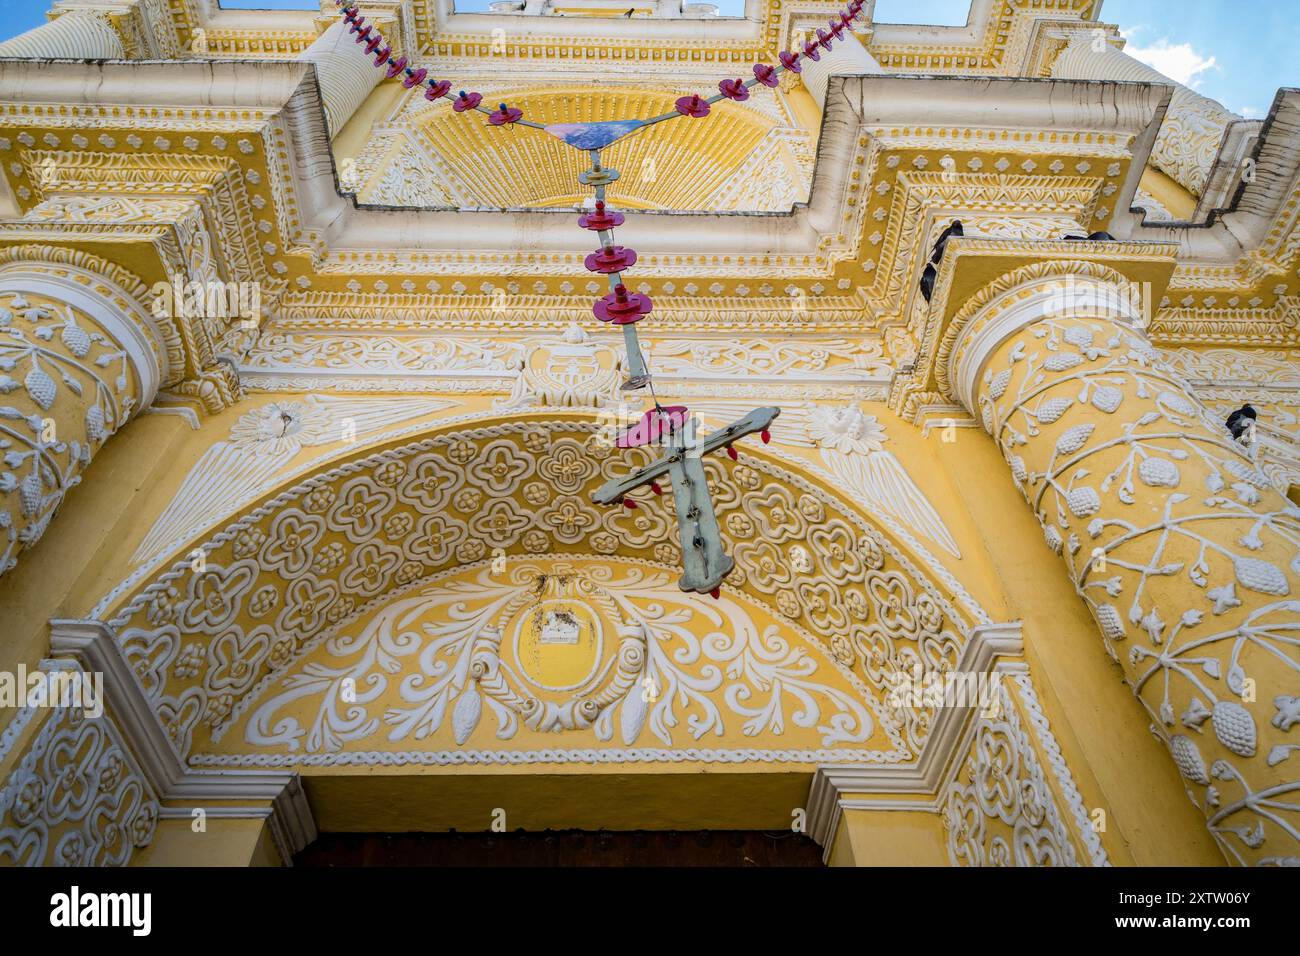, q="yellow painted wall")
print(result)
[0,390,1227,866]
[829,808,949,866]
[132,817,282,867]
